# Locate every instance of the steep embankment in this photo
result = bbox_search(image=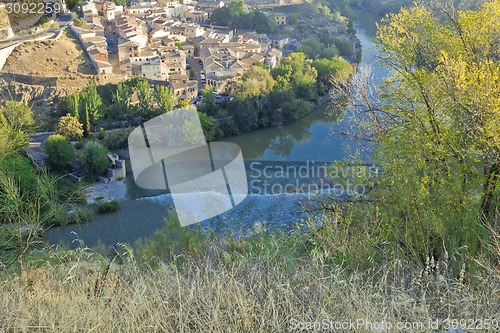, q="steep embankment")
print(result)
[0,5,13,39]
[0,30,97,121]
